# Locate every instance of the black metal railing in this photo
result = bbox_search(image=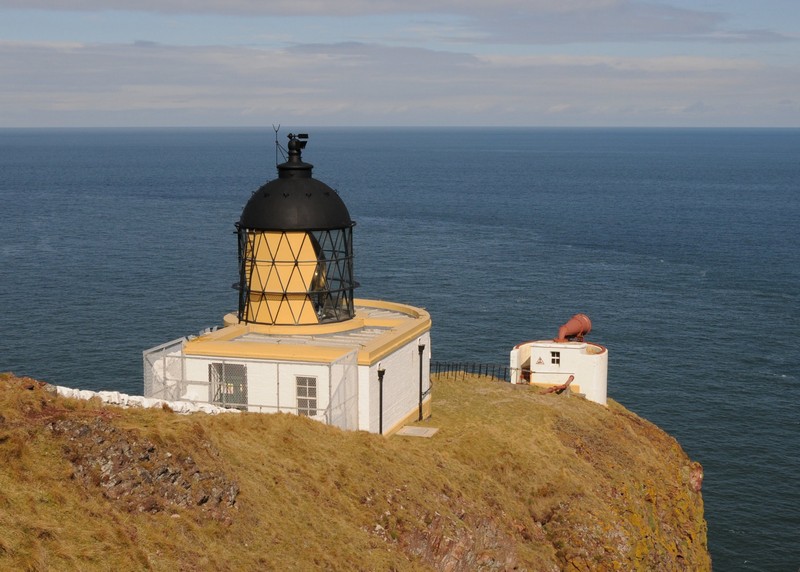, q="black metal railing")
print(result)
[430,361,510,382]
